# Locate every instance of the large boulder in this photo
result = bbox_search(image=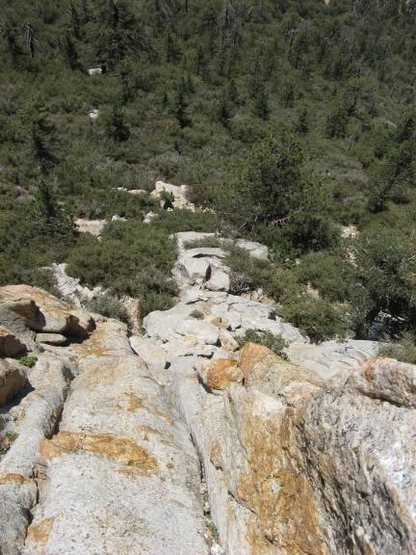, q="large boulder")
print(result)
[143,311,219,345]
[0,285,95,340]
[0,360,27,408]
[235,239,269,260]
[170,346,416,554]
[0,354,78,555]
[74,218,105,236]
[129,336,167,369]
[0,325,26,357]
[151,181,196,211]
[287,339,378,380]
